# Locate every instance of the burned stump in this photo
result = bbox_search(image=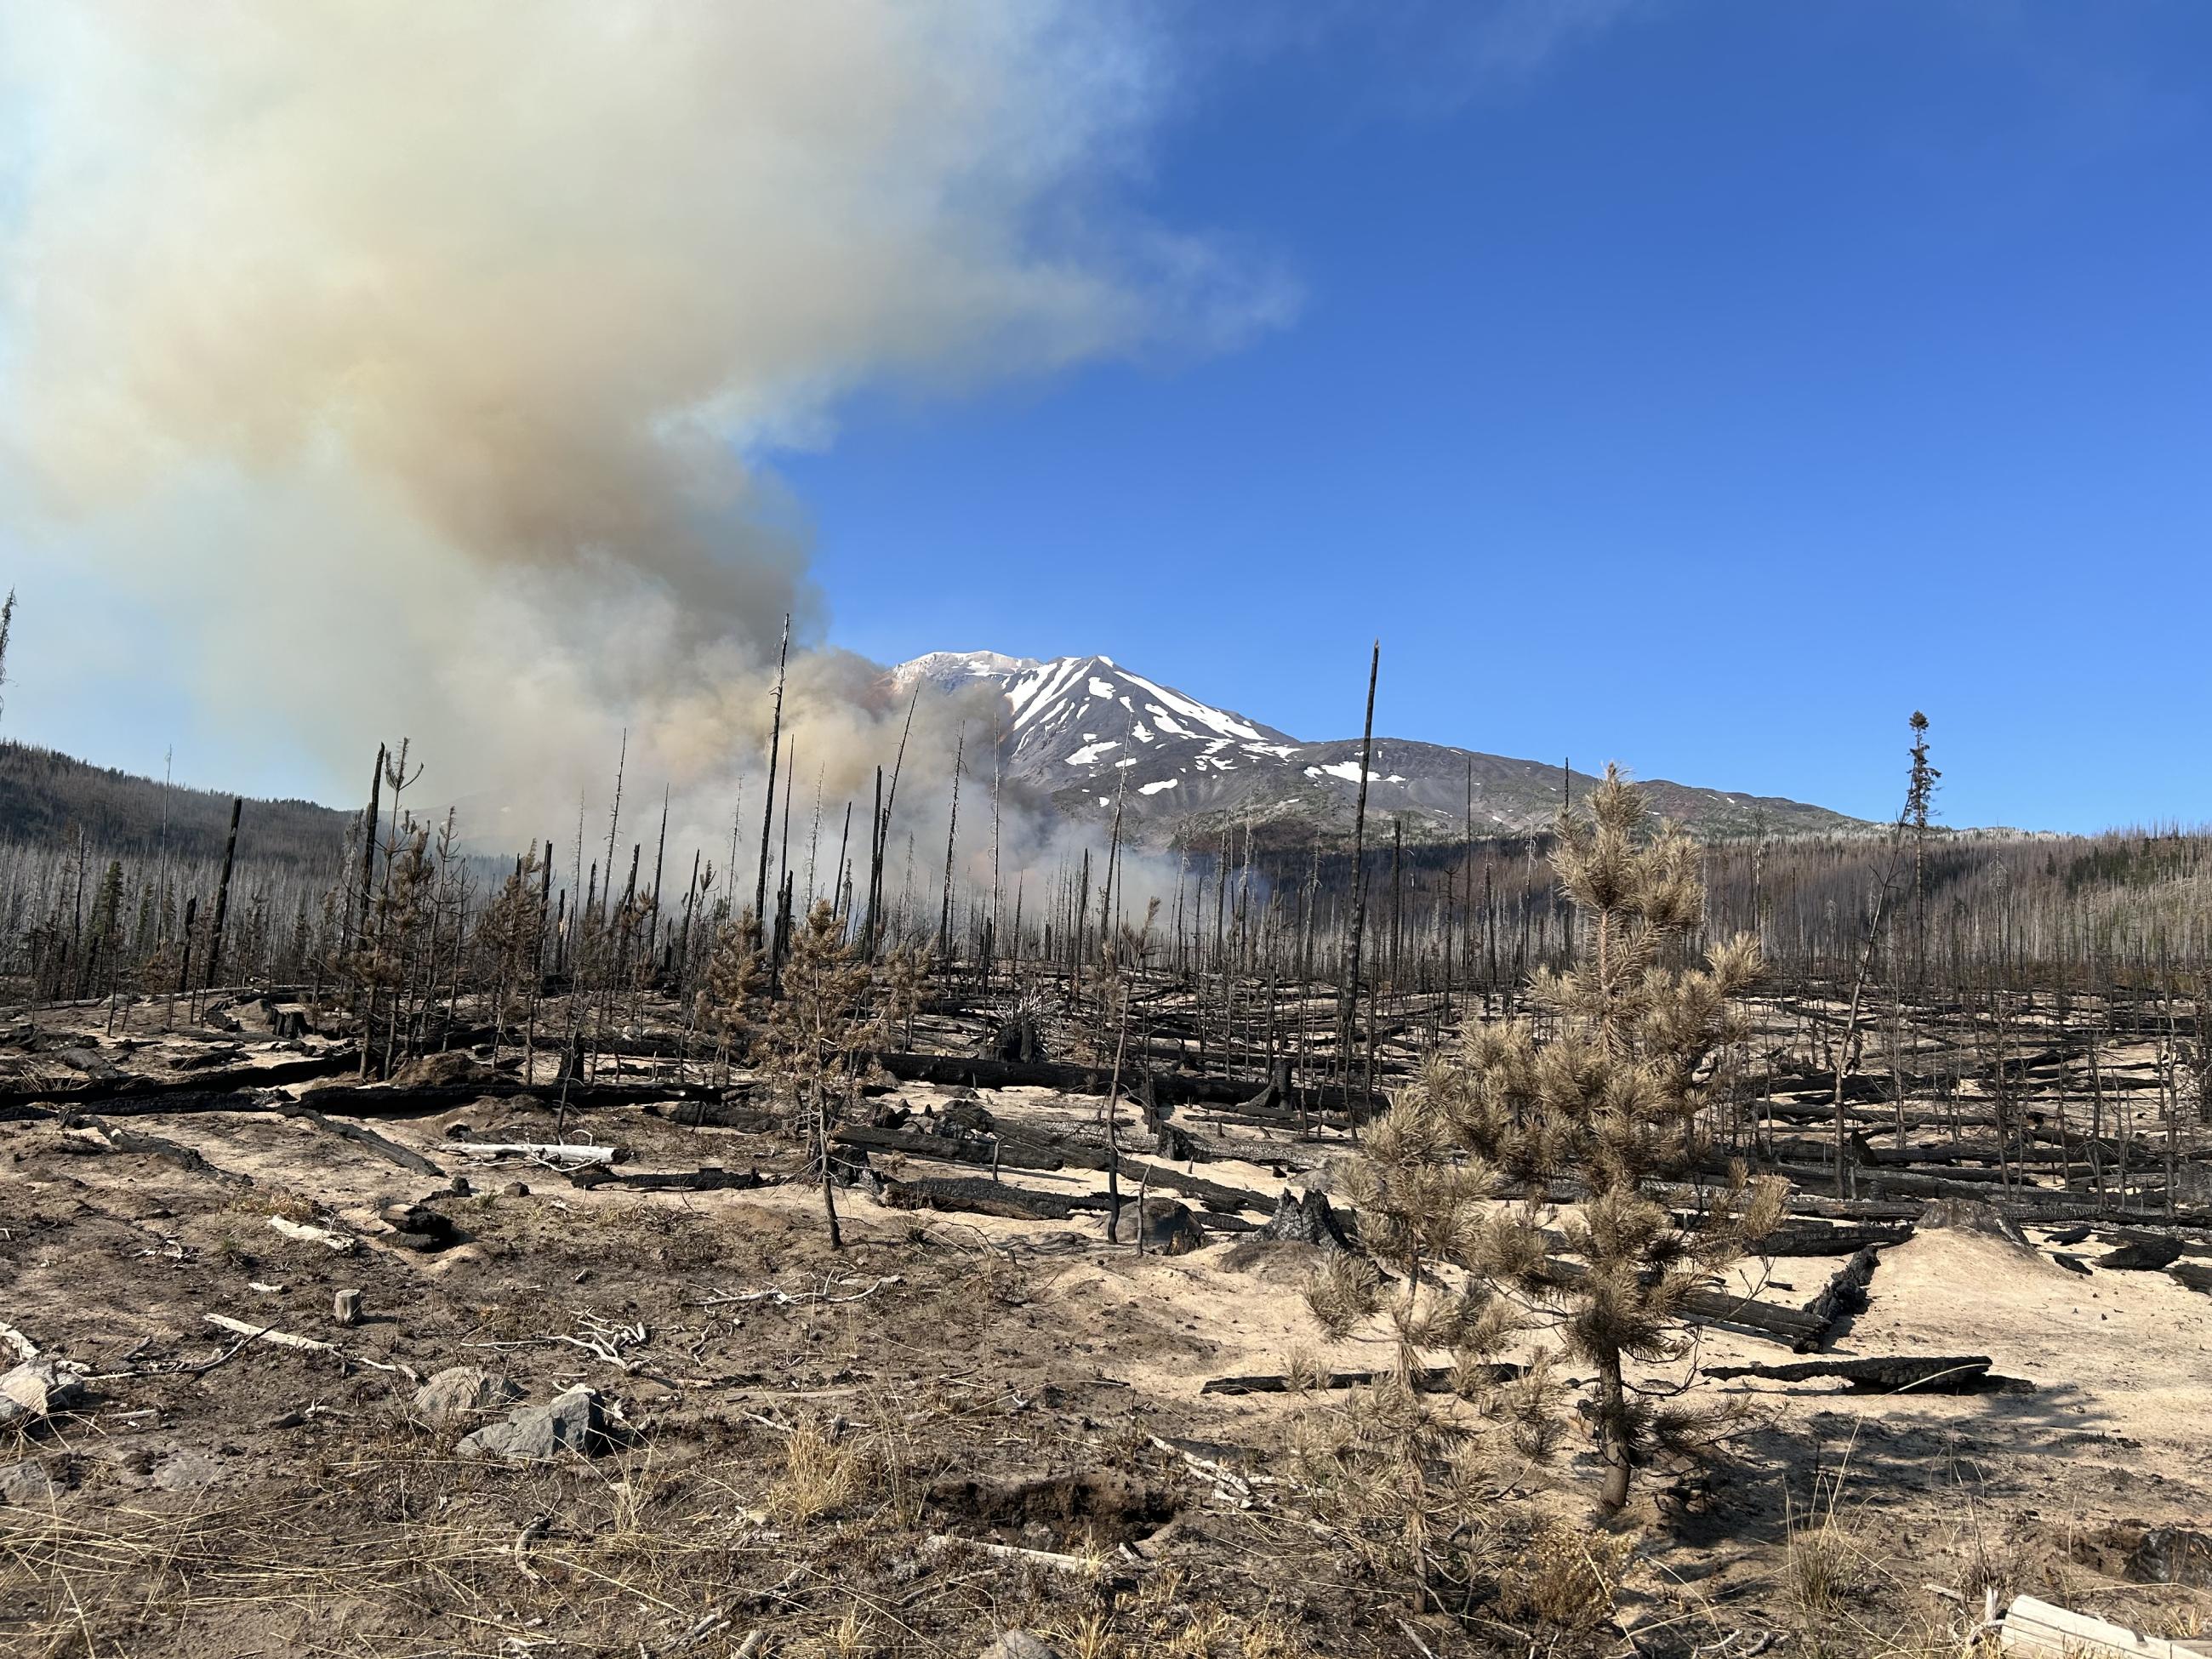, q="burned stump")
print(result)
[1255,1188,1354,1252]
